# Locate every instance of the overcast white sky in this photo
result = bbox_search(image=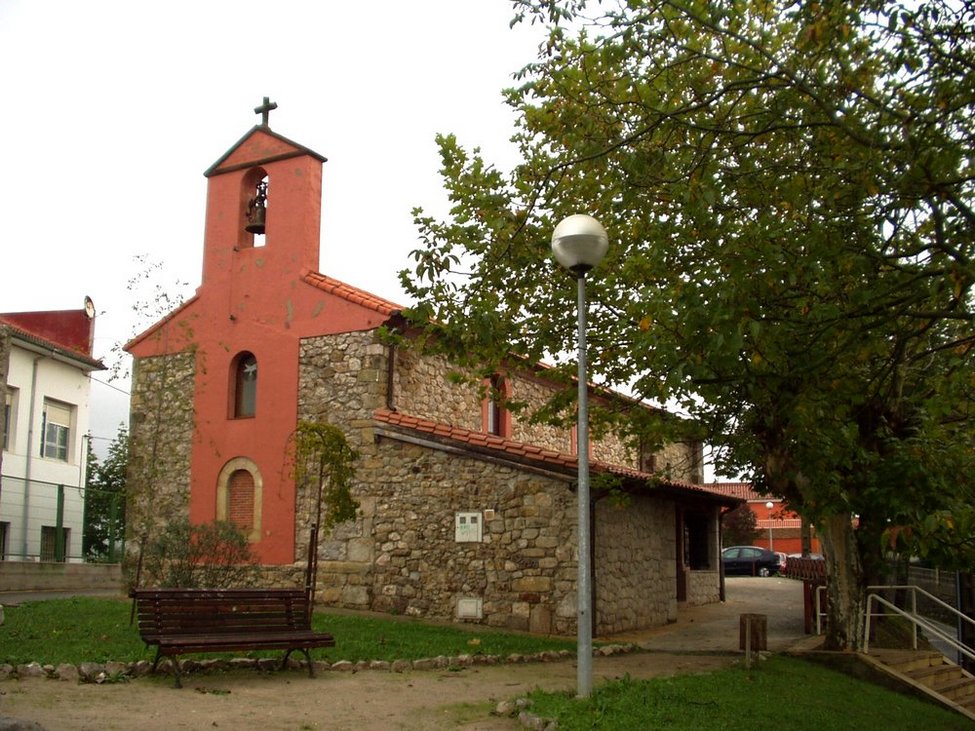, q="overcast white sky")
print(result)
[0,1,544,454]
